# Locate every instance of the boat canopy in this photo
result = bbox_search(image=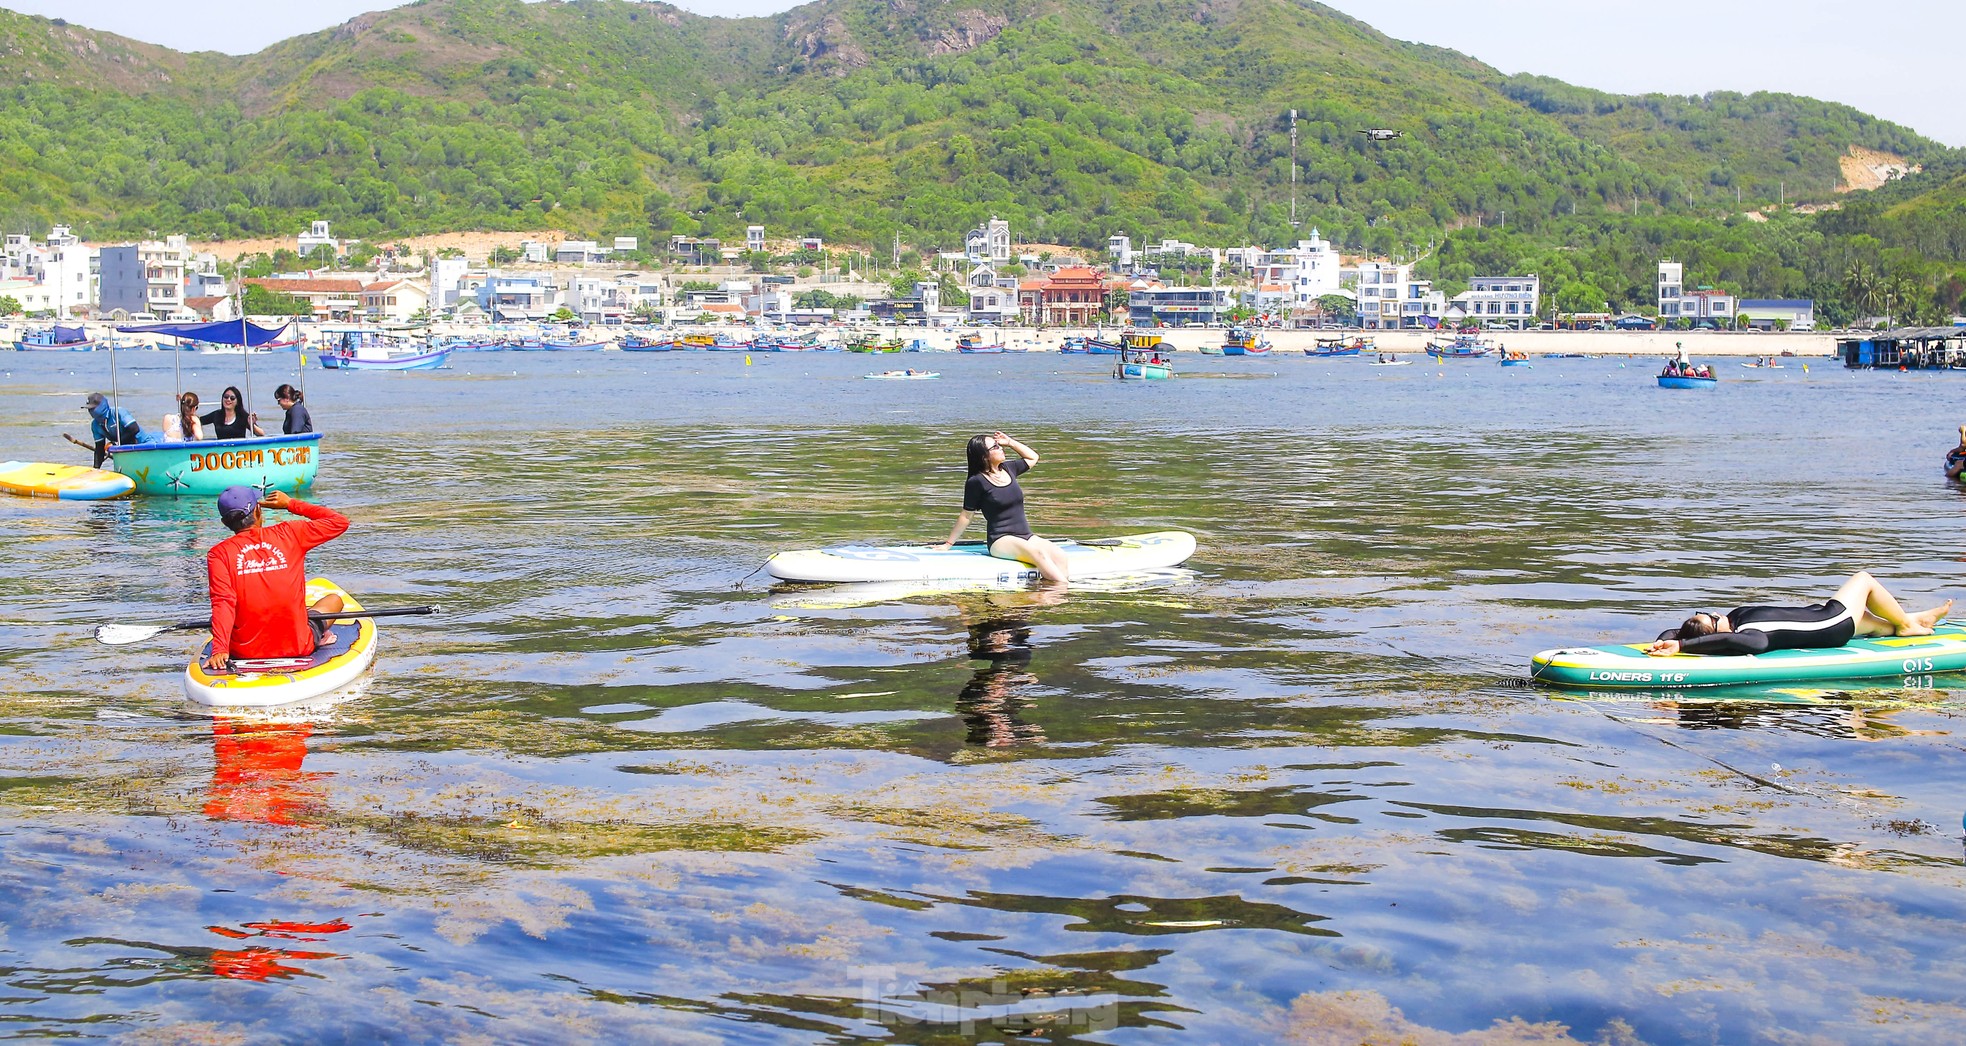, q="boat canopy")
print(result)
[117,319,292,346]
[51,324,89,342]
